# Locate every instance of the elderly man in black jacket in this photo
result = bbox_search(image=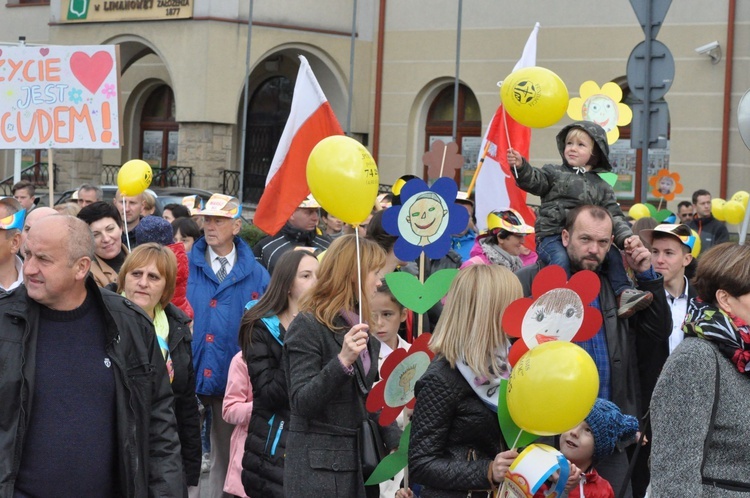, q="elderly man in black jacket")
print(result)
[0,215,184,497]
[515,205,670,498]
